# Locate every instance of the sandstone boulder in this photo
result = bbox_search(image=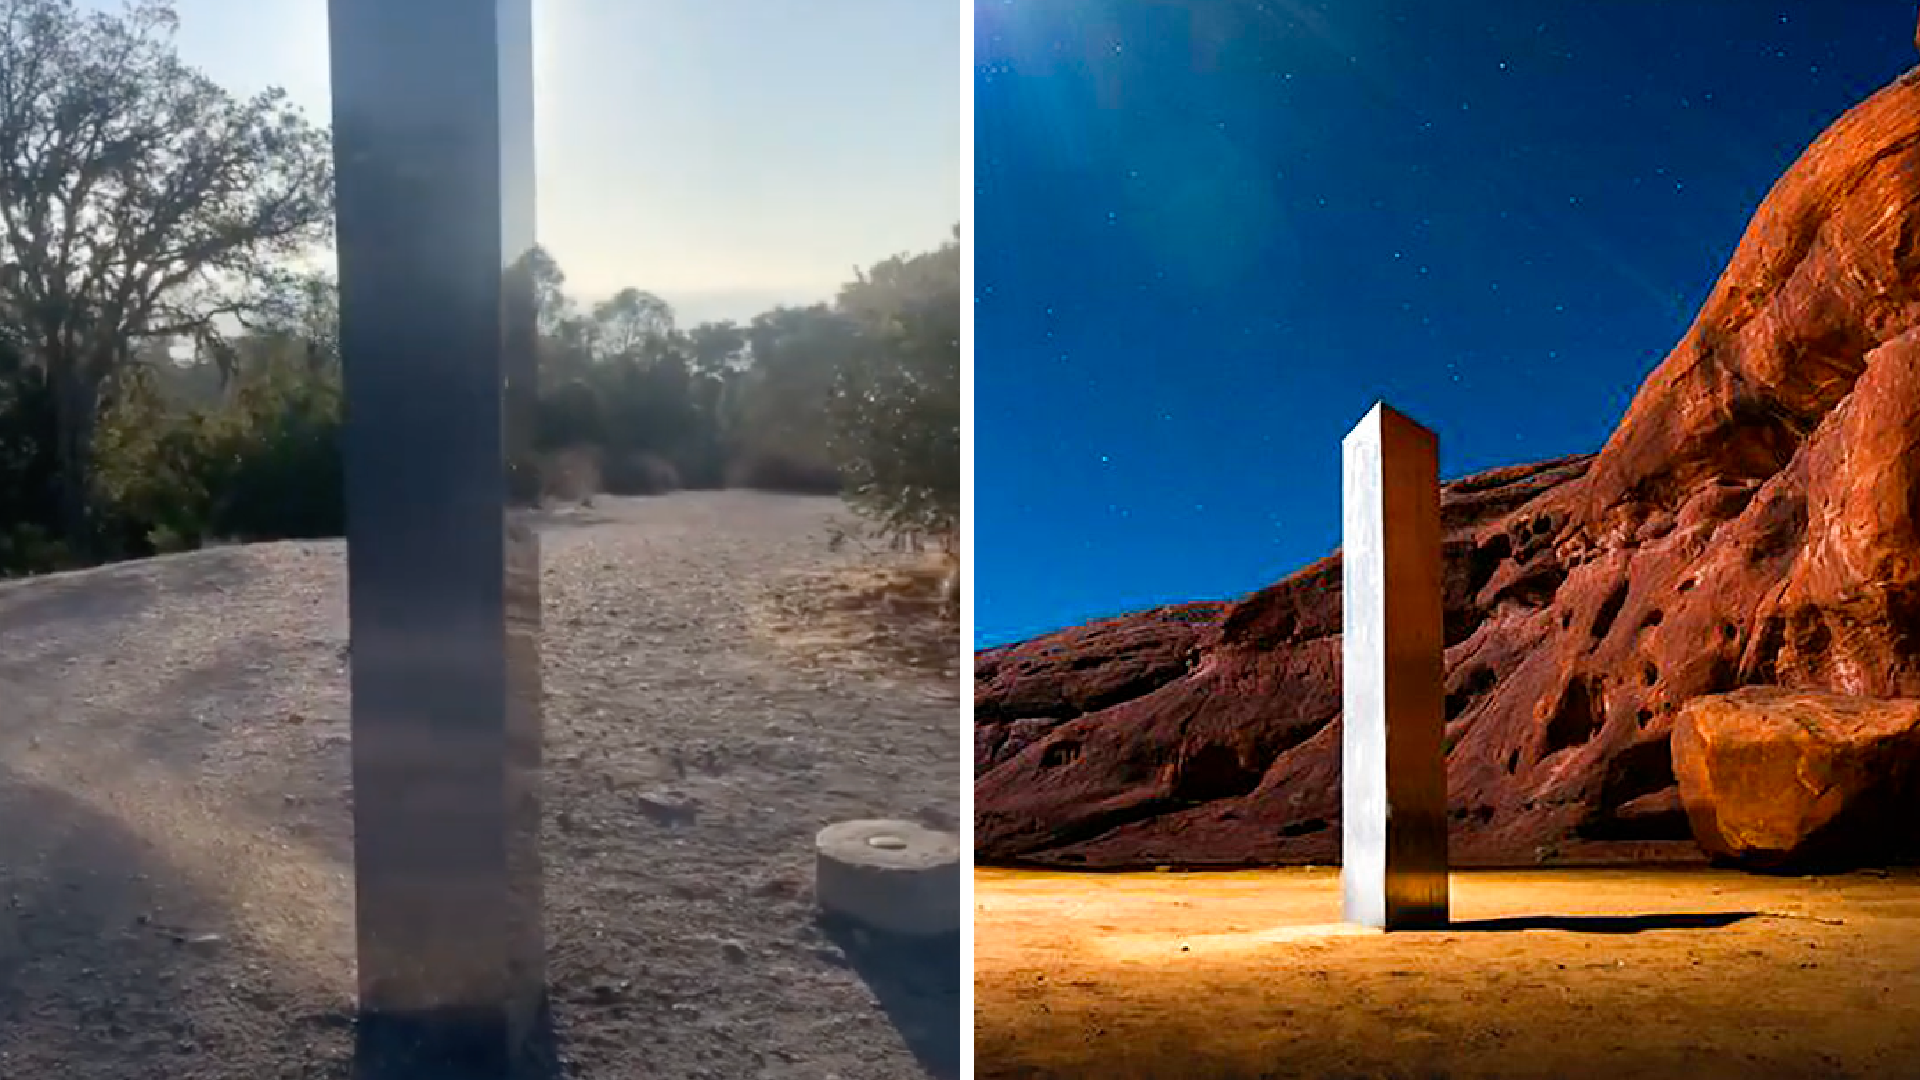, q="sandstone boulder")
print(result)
[976,55,1920,869]
[1674,688,1920,870]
